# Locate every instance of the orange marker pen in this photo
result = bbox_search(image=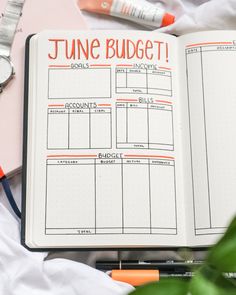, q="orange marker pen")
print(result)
[78,0,175,28]
[111,269,160,286]
[110,269,196,286]
[96,261,203,286]
[0,166,5,180]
